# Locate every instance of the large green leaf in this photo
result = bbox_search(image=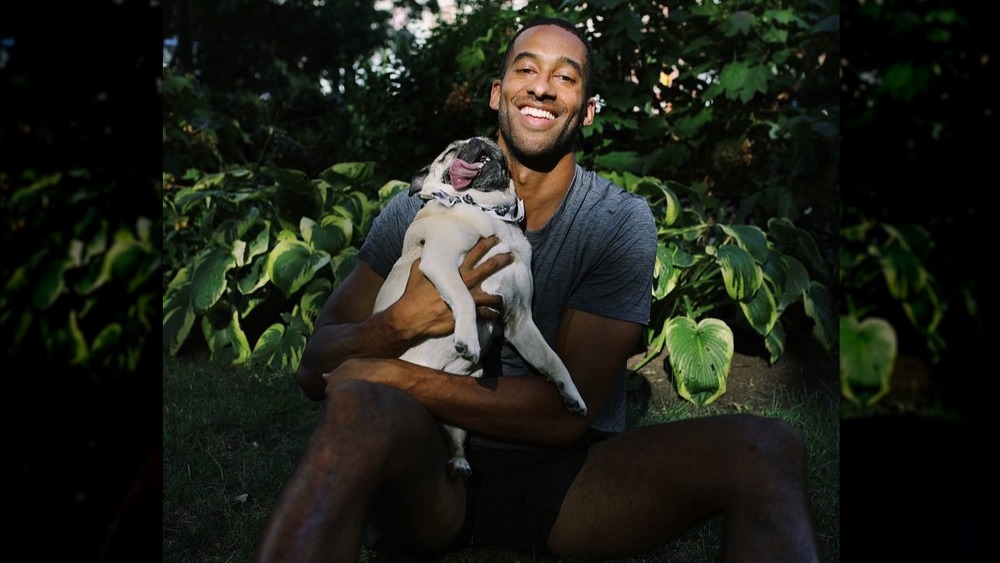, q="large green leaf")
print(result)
[633,178,681,227]
[299,278,332,331]
[766,217,825,274]
[33,256,69,310]
[302,214,353,256]
[191,246,238,312]
[665,317,734,406]
[252,321,308,371]
[201,303,251,366]
[803,281,836,351]
[652,243,677,300]
[267,240,331,297]
[720,224,769,263]
[878,242,926,300]
[739,283,777,336]
[710,244,763,301]
[330,247,359,288]
[764,320,786,365]
[163,270,196,356]
[236,255,271,295]
[840,316,896,406]
[717,60,770,103]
